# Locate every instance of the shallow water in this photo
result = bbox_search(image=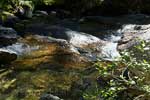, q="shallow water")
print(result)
[1,15,150,99]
